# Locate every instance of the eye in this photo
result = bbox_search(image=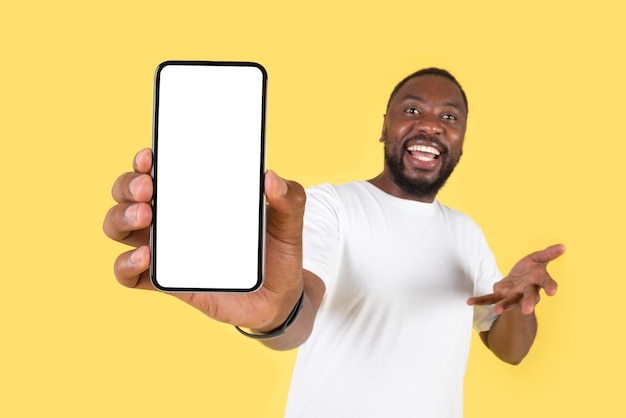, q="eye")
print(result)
[405,107,420,114]
[442,113,457,121]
